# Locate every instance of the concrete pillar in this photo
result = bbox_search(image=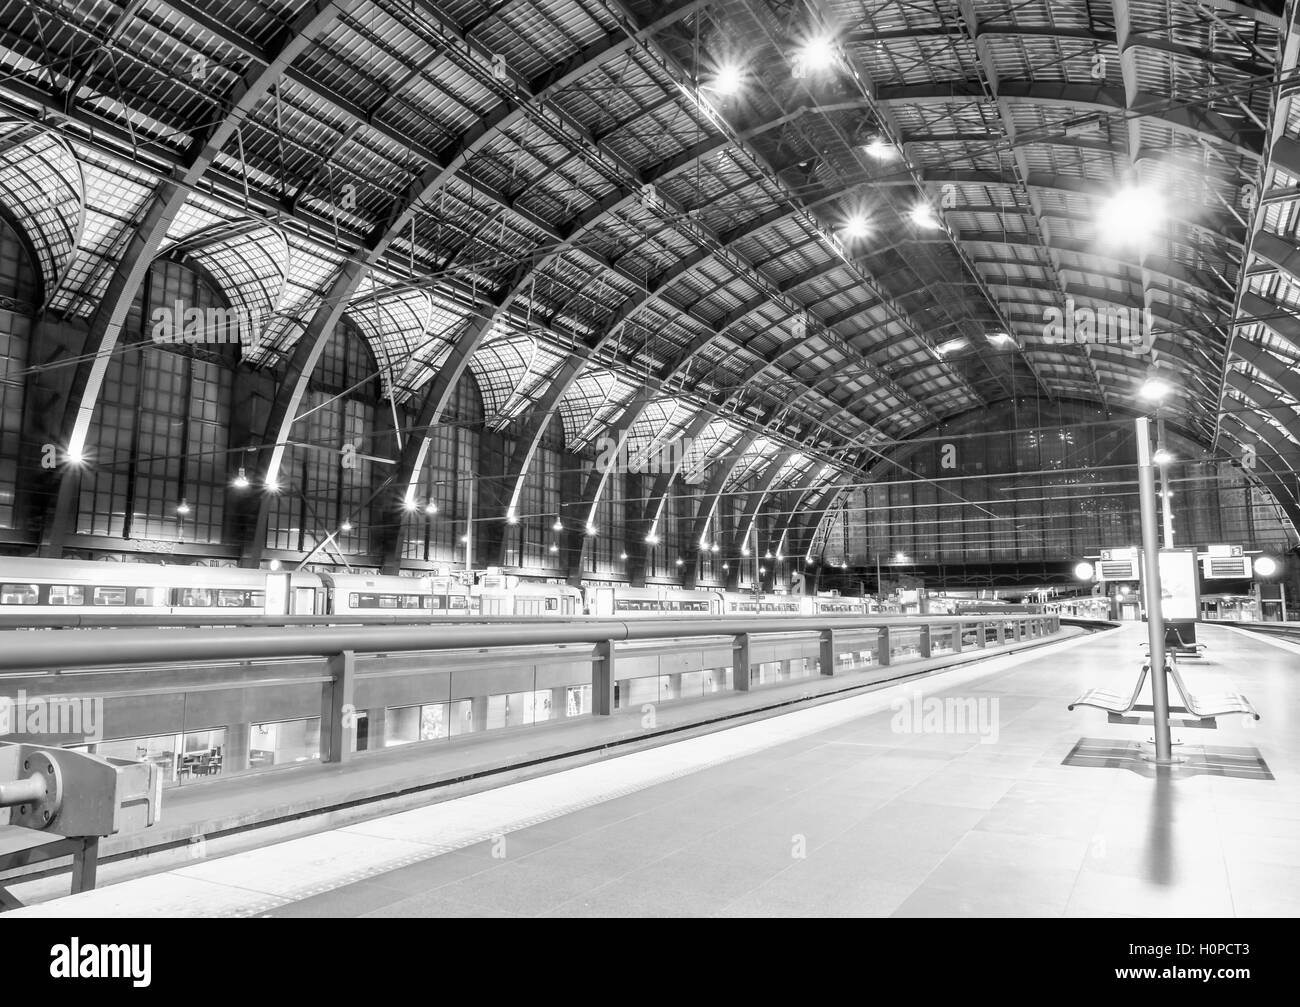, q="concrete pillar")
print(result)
[364,707,386,750]
[953,624,963,653]
[878,626,892,666]
[733,633,752,692]
[223,722,249,772]
[470,695,489,732]
[550,686,569,720]
[919,625,932,658]
[321,650,355,764]
[593,639,615,715]
[819,629,837,676]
